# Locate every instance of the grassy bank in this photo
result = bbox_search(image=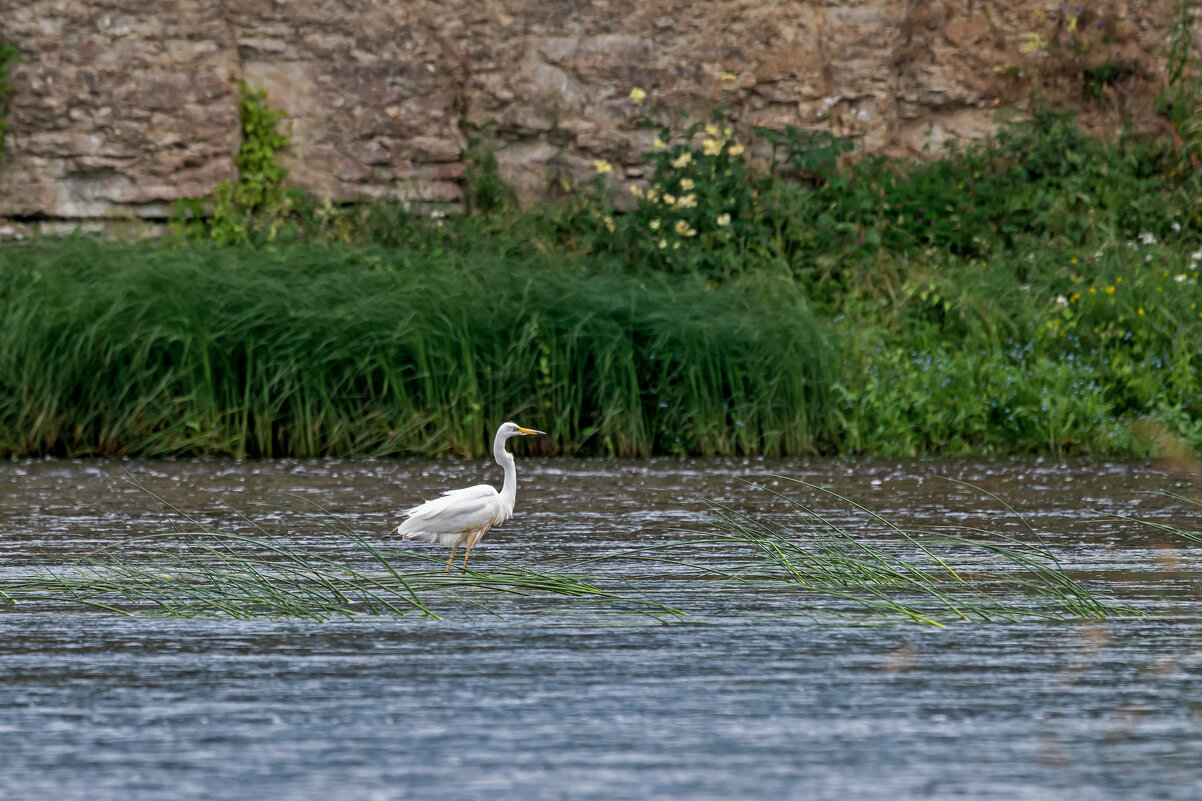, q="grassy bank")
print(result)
[3,100,1202,457]
[1,223,1197,458]
[0,237,834,457]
